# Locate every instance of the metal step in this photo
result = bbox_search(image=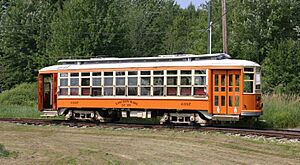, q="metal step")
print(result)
[41,110,58,117]
[212,115,239,121]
